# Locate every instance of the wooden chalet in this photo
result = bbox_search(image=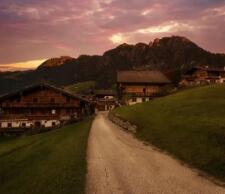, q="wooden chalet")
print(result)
[180,66,225,86]
[117,70,171,105]
[0,83,90,134]
[94,90,117,111]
